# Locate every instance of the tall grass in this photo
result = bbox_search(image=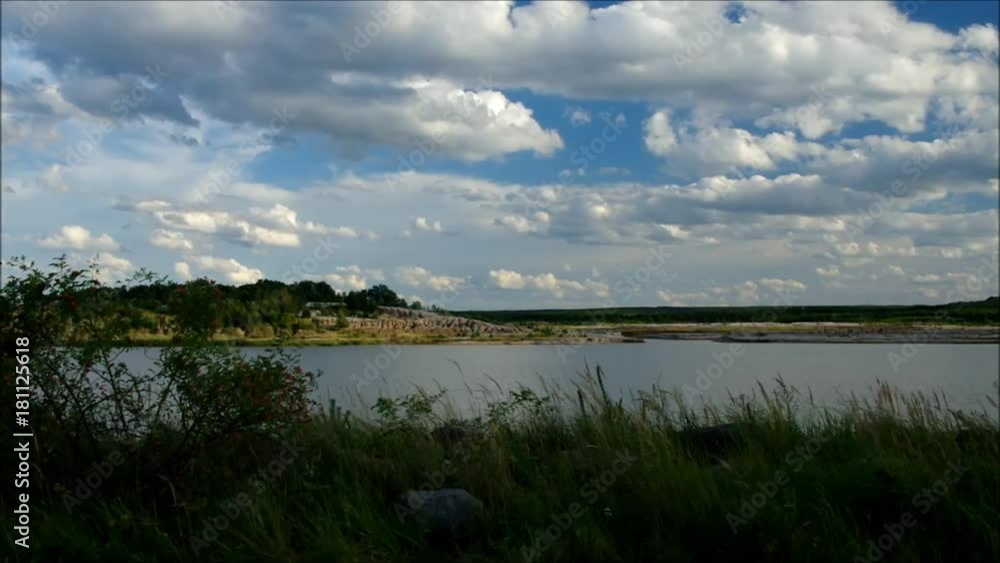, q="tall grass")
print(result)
[10,369,1000,563]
